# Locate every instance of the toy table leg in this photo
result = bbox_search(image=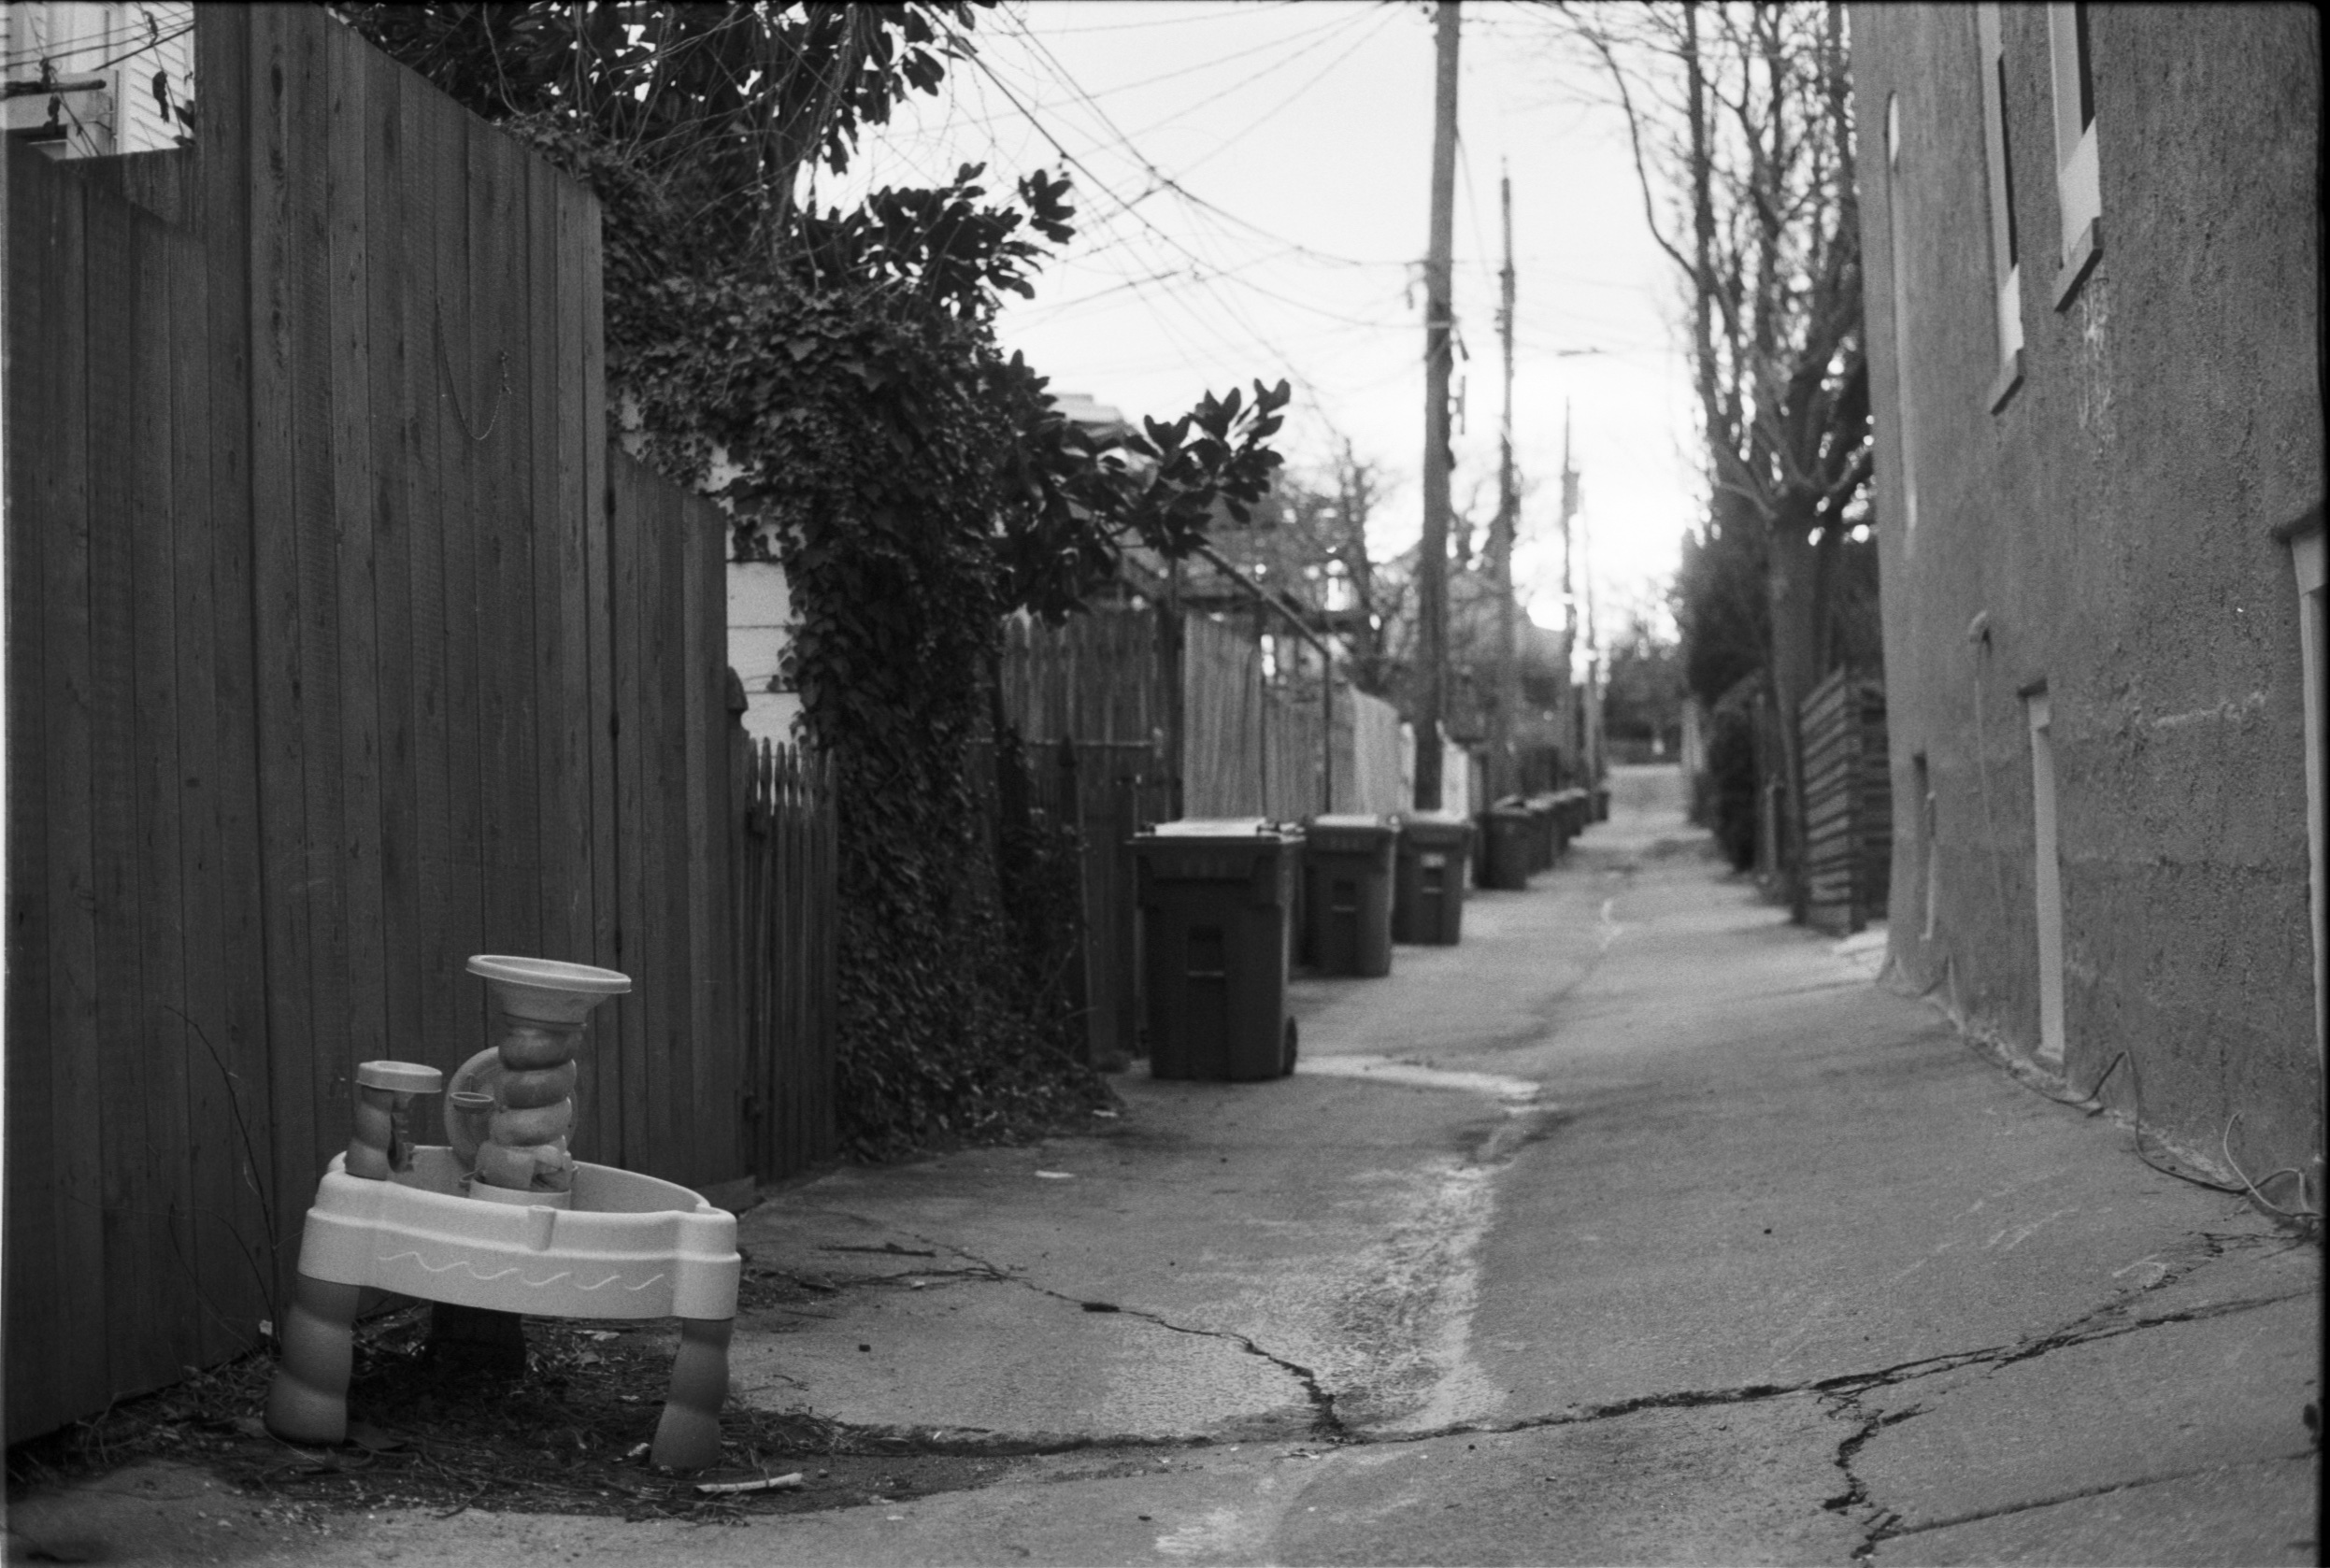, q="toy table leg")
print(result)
[649,1316,733,1470]
[264,1272,362,1445]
